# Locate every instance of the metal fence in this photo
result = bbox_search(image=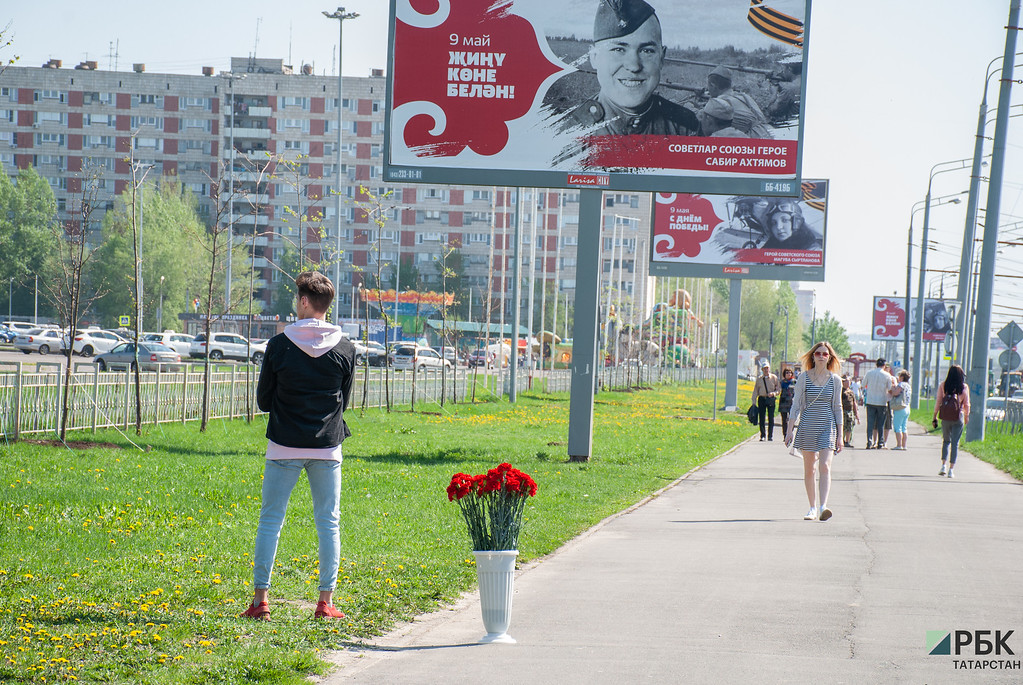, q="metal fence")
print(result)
[0,359,715,440]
